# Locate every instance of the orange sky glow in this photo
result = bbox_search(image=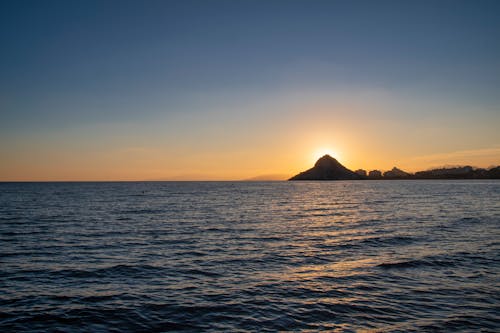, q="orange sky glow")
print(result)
[1,91,499,181]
